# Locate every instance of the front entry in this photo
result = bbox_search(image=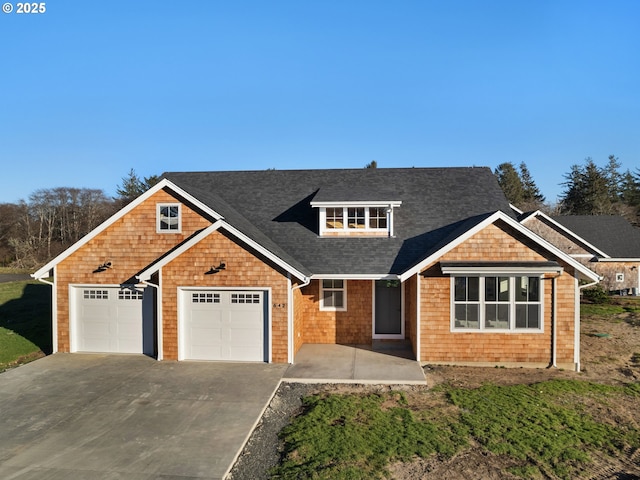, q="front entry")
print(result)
[374,280,403,338]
